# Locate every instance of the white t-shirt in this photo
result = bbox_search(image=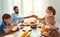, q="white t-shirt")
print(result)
[45,24,51,29]
[55,22,60,33]
[45,22,60,33]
